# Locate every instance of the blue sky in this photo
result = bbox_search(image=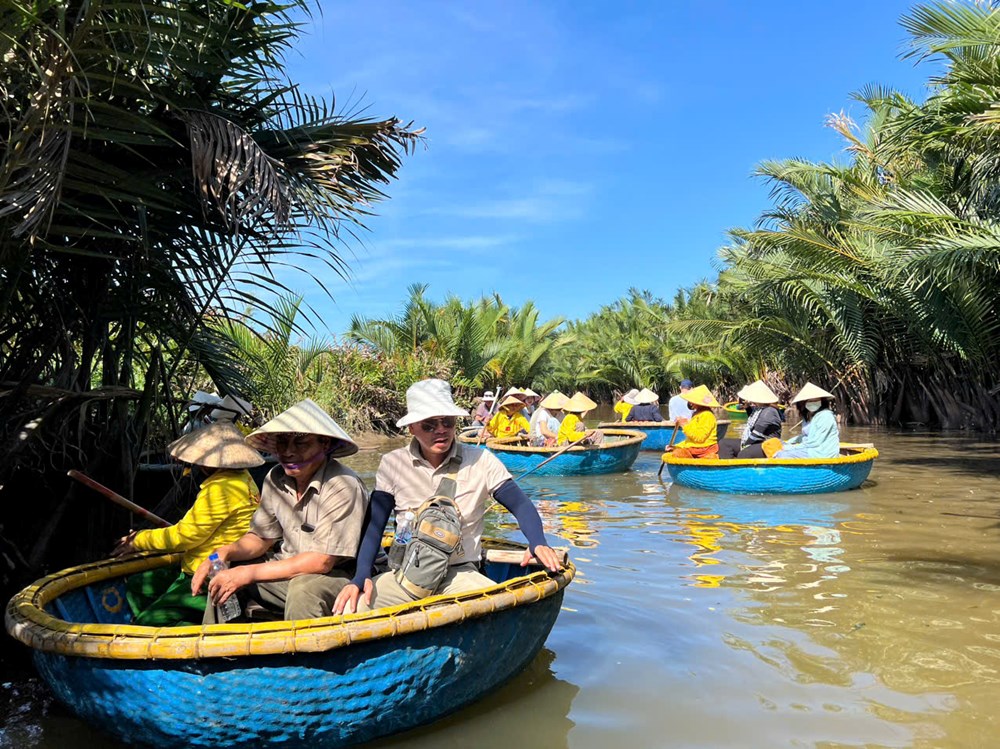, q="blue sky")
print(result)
[280,1,935,337]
